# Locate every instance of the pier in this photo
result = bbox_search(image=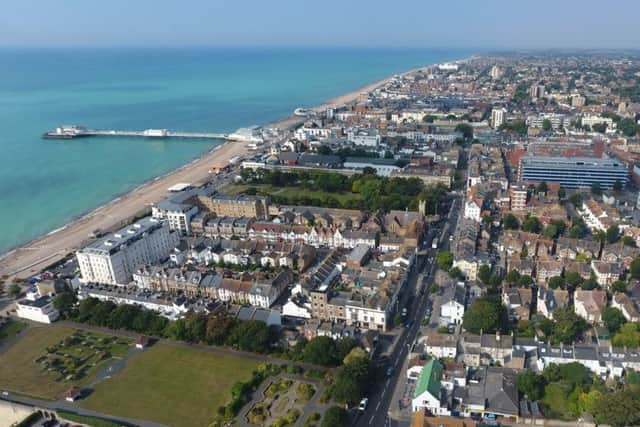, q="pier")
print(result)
[42,125,230,140]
